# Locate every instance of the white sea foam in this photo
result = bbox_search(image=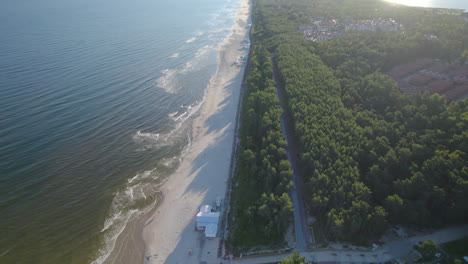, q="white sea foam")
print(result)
[161,156,178,168]
[93,0,242,262]
[93,169,160,264]
[172,111,187,122]
[128,174,139,184]
[180,45,213,73]
[91,209,139,264]
[156,68,178,93]
[0,247,13,257]
[185,37,197,43]
[101,211,121,233]
[157,45,212,91]
[196,45,211,58]
[132,99,203,153]
[126,187,134,200]
[133,131,159,142]
[180,61,194,73]
[93,96,205,264]
[169,53,180,58]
